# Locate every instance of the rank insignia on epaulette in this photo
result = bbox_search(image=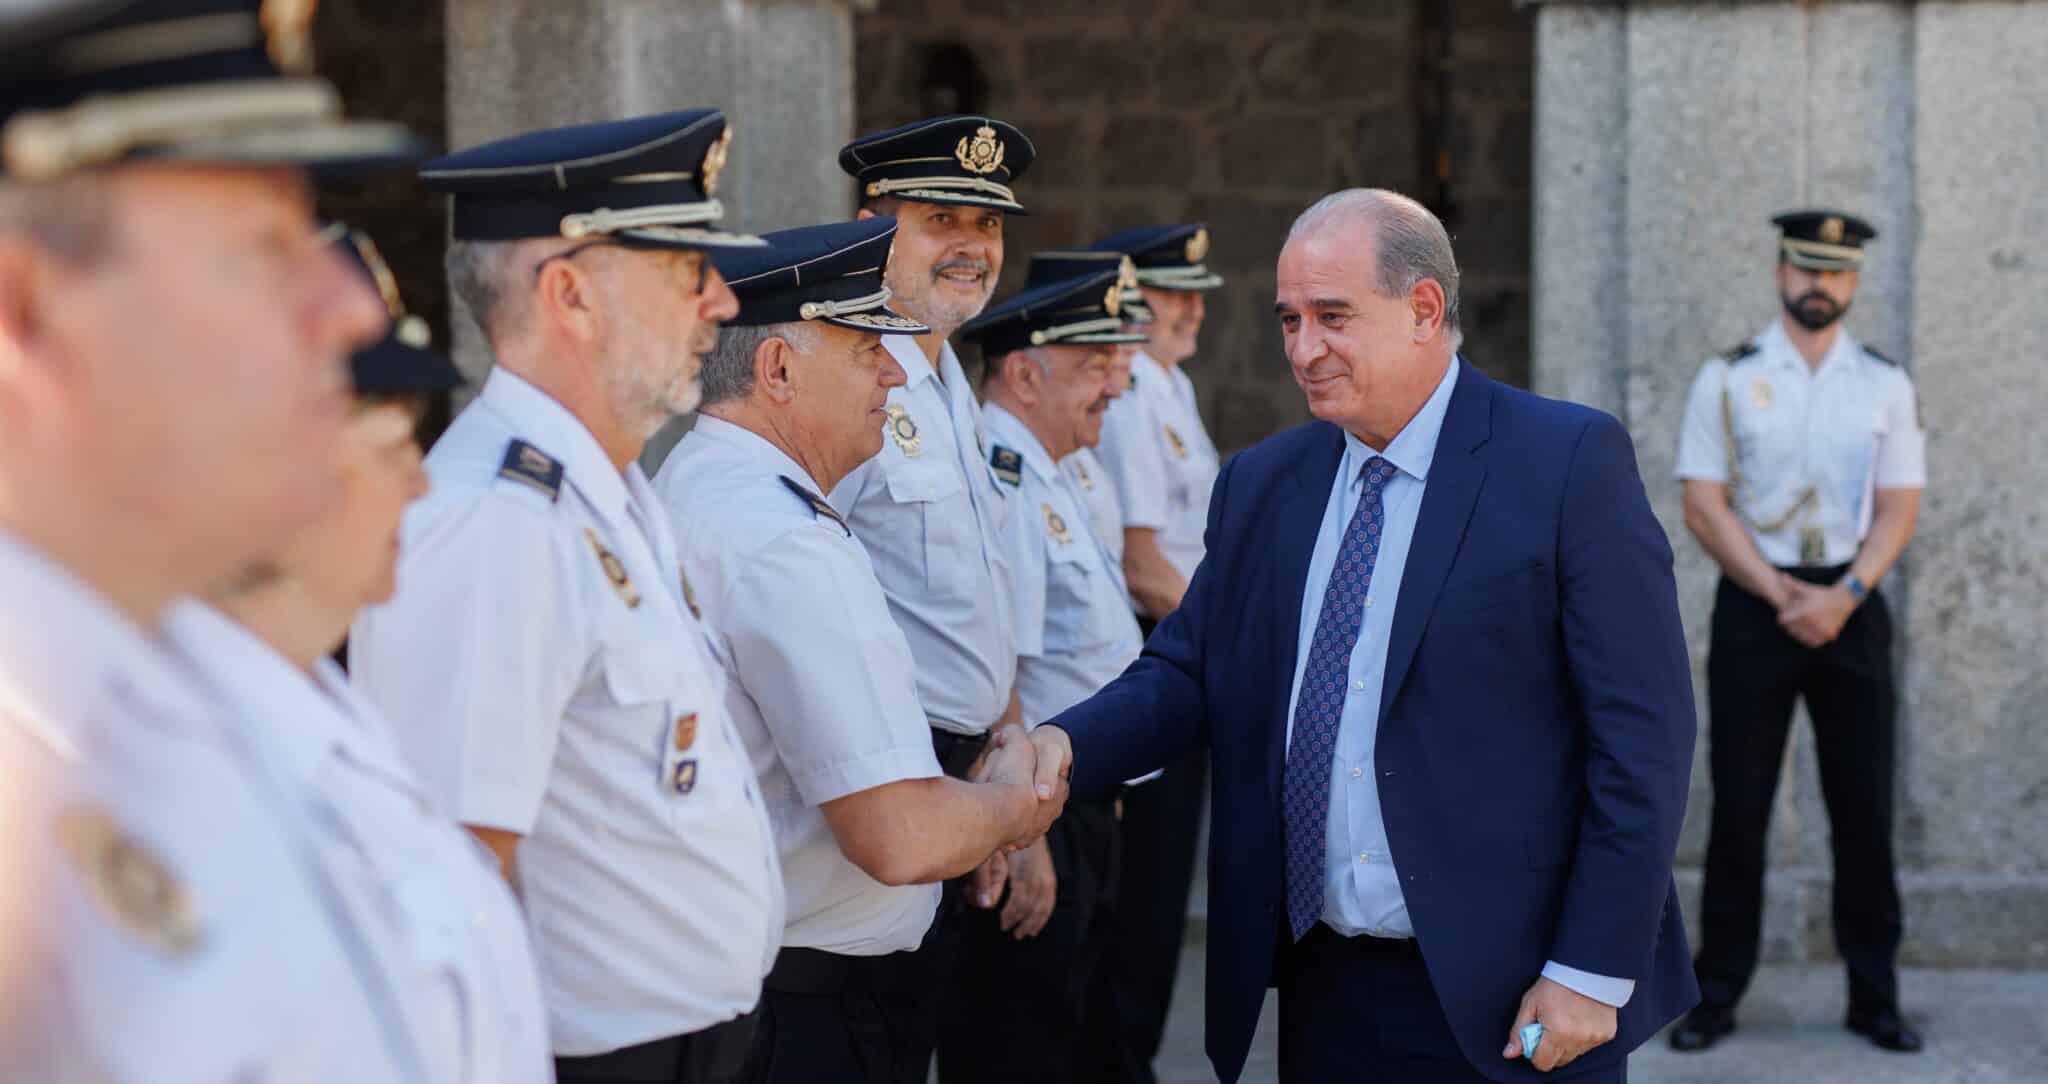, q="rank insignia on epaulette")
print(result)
[884,404,922,457]
[672,712,699,752]
[670,759,698,795]
[499,440,563,502]
[585,528,640,608]
[780,476,851,536]
[55,806,202,956]
[1043,503,1072,545]
[1163,423,1188,459]
[990,445,1023,487]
